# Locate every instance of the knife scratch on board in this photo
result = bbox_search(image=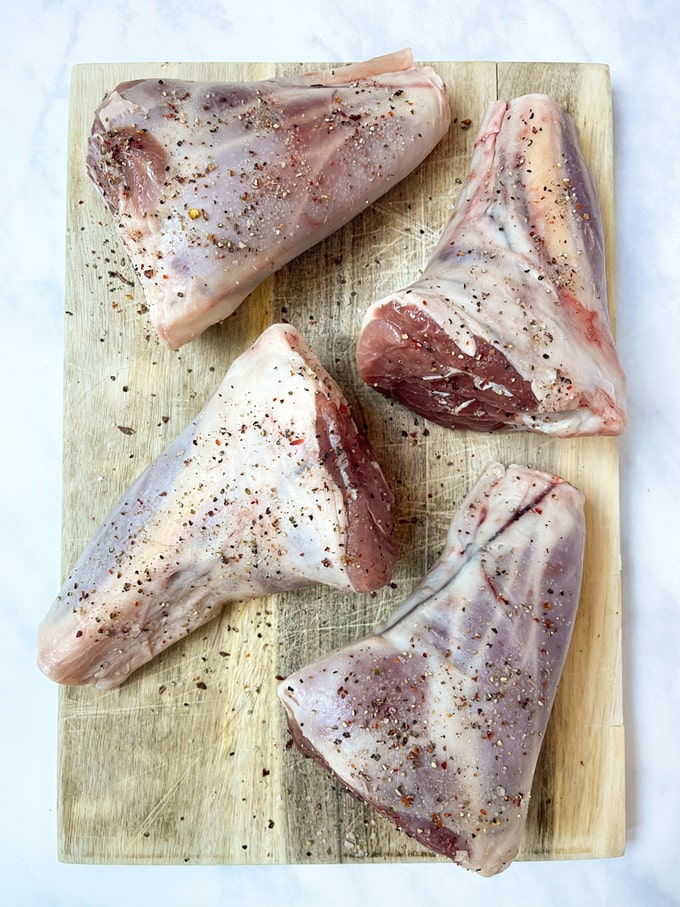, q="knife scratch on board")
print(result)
[133,752,207,842]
